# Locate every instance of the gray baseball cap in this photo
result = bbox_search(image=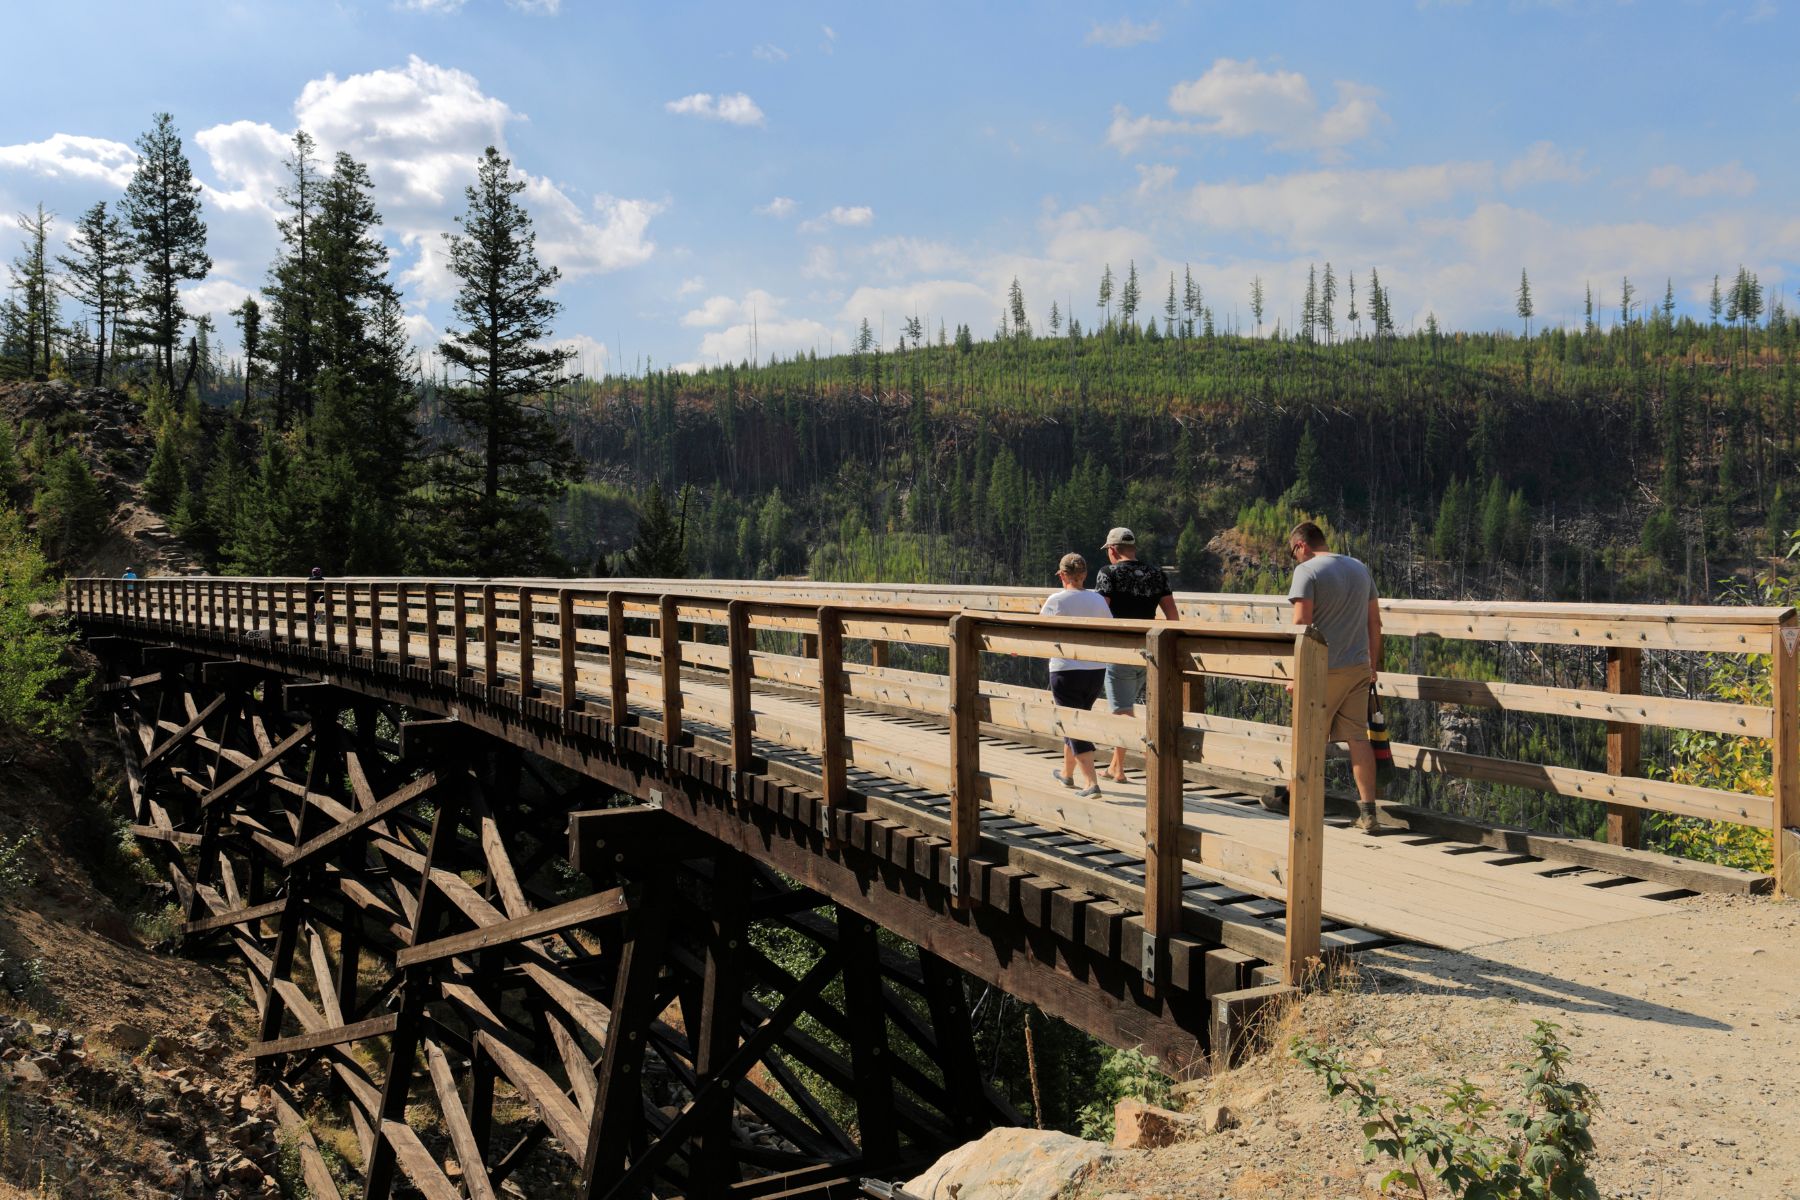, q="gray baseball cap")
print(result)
[1104,527,1136,546]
